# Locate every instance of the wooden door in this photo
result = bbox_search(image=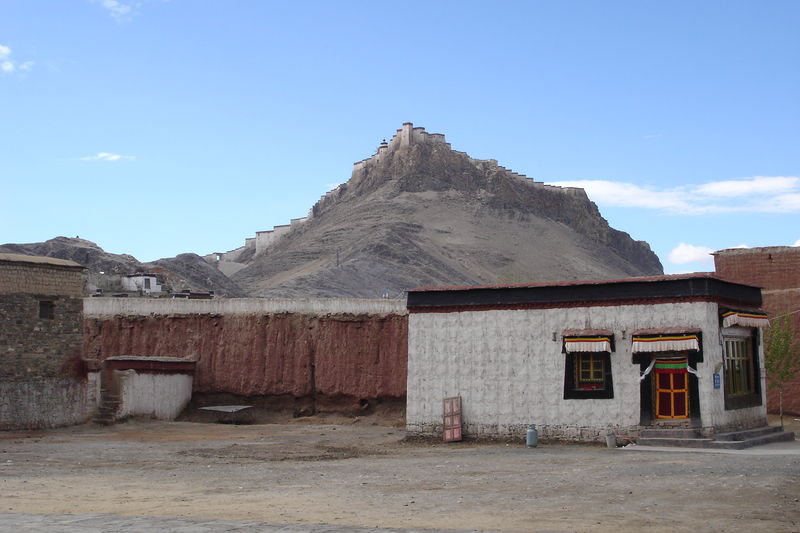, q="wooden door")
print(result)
[654,359,689,419]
